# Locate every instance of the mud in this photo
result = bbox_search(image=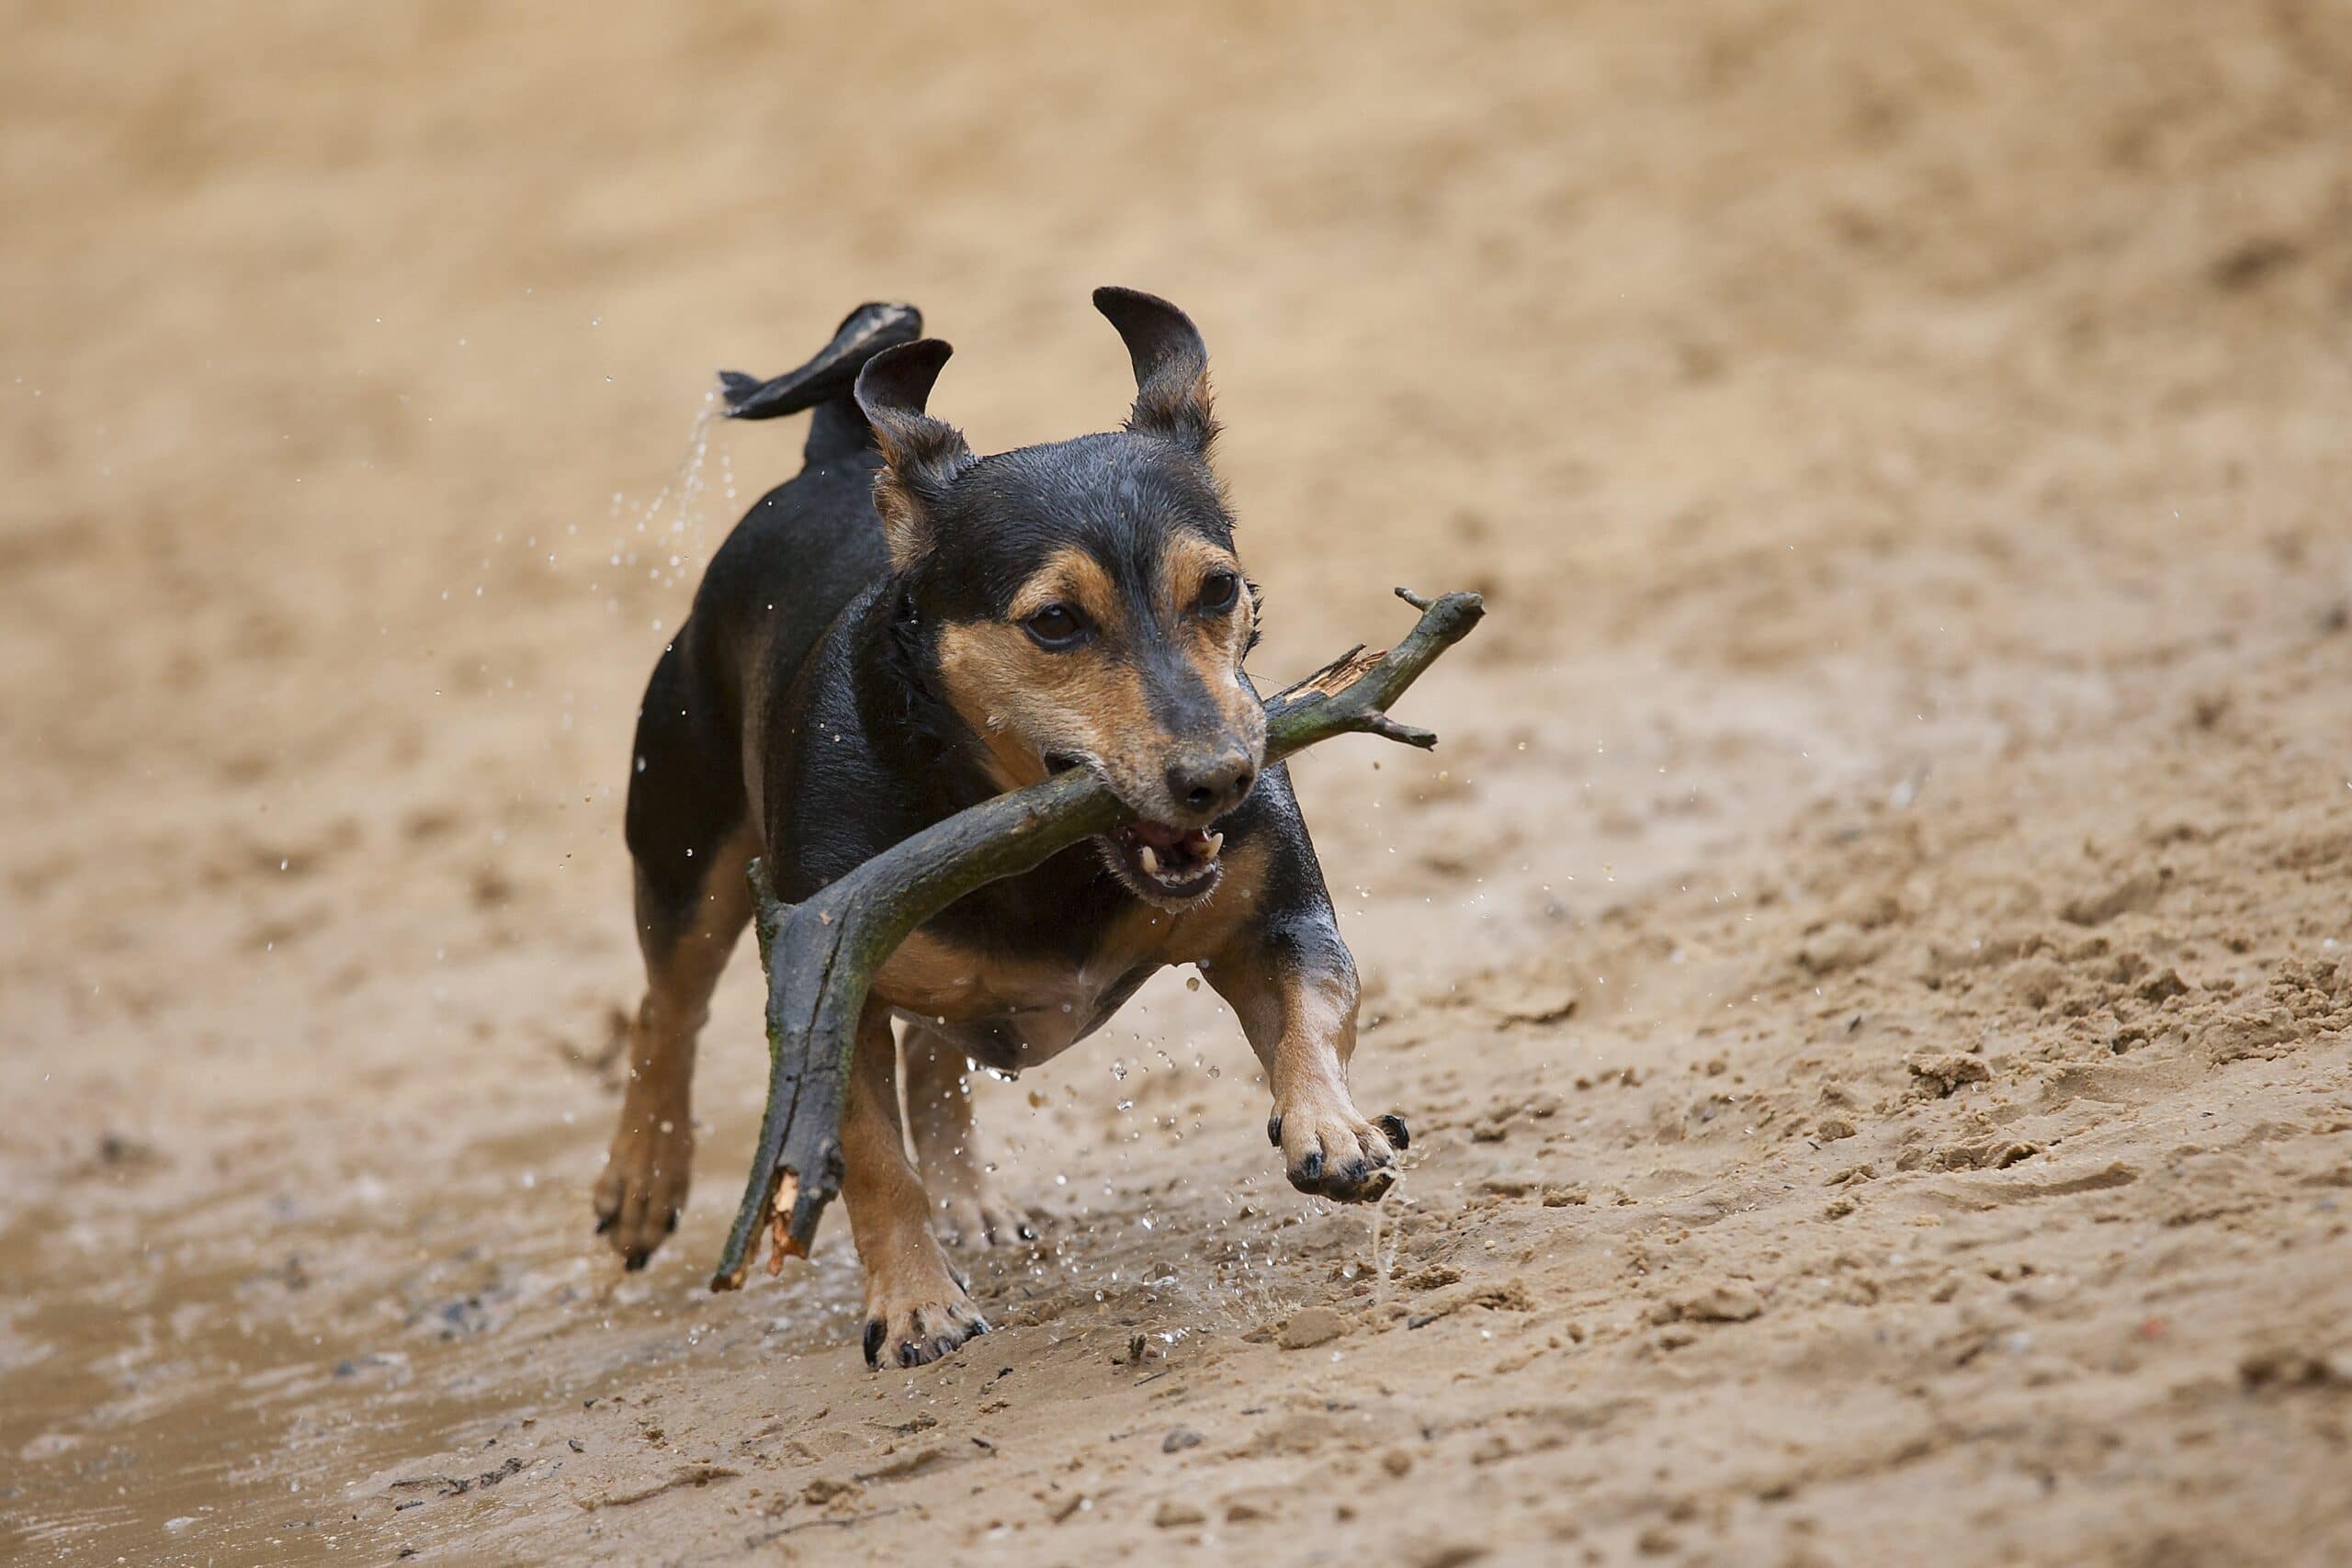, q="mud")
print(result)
[5,1,2351,1563]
